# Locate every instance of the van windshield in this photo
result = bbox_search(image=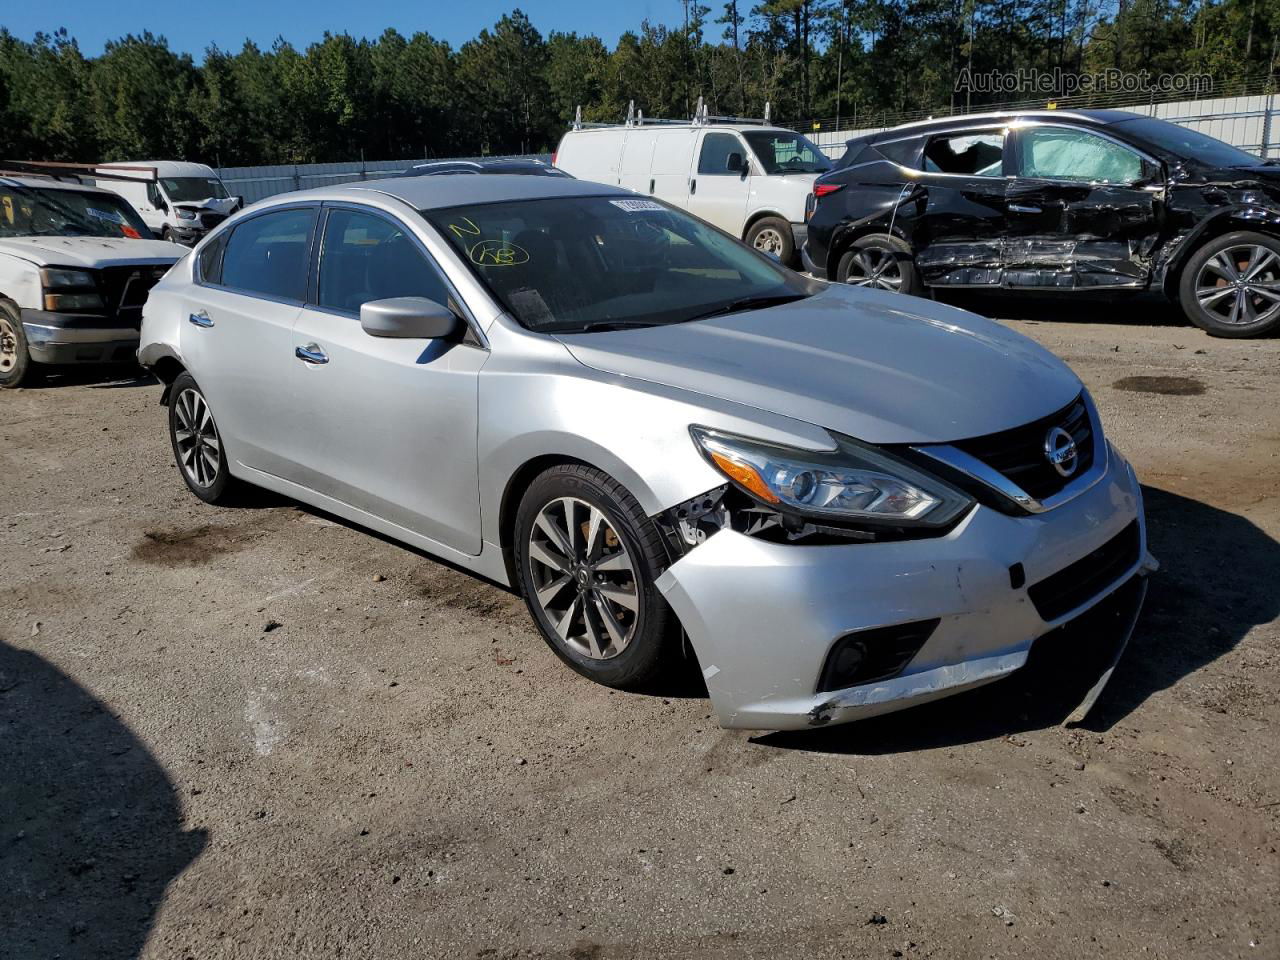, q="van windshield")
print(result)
[162,177,229,202]
[743,131,831,174]
[423,196,809,334]
[0,184,152,240]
